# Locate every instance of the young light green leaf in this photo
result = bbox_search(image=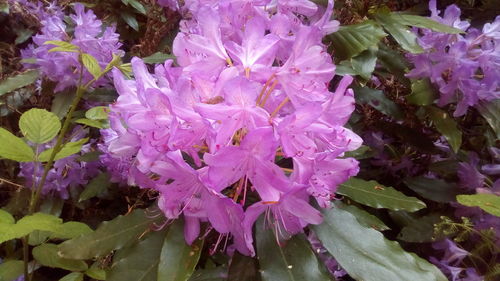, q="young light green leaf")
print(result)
[0,127,34,162]
[108,229,166,281]
[0,213,62,243]
[19,108,61,144]
[44,40,78,49]
[312,206,447,281]
[38,138,88,162]
[389,13,463,34]
[85,106,109,120]
[426,106,462,153]
[75,118,106,129]
[457,194,500,217]
[158,220,204,281]
[48,47,80,53]
[0,209,15,224]
[337,178,426,212]
[0,260,24,281]
[406,79,436,106]
[79,172,111,202]
[328,20,387,60]
[33,243,88,271]
[58,209,162,259]
[0,69,39,96]
[104,54,123,72]
[81,53,102,80]
[59,272,84,281]
[256,220,332,281]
